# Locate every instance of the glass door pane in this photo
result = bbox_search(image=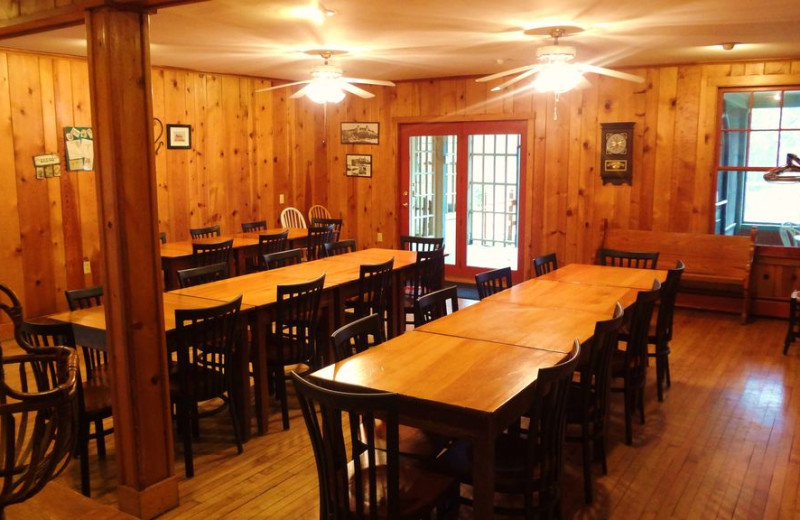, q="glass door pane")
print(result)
[408,135,457,265]
[466,133,521,270]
